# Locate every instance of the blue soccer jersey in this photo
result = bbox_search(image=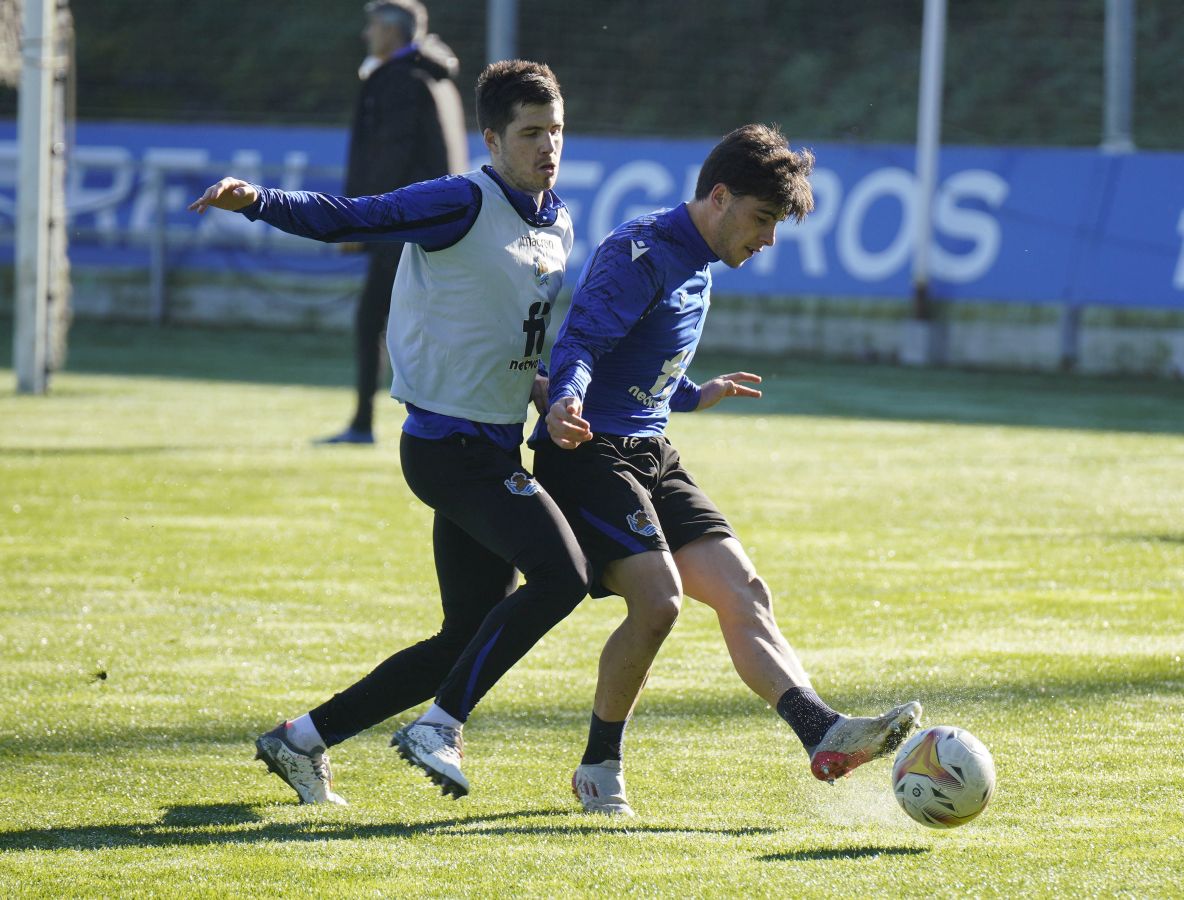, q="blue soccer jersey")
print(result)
[546,203,716,437]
